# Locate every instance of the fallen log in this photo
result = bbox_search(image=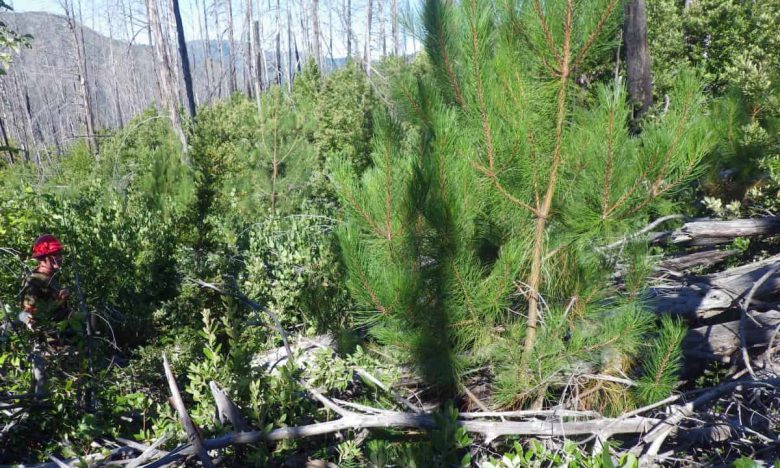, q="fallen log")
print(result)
[162,355,214,468]
[656,249,738,273]
[637,378,780,463]
[650,216,780,246]
[648,254,780,319]
[209,381,249,432]
[683,310,780,362]
[142,412,661,467]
